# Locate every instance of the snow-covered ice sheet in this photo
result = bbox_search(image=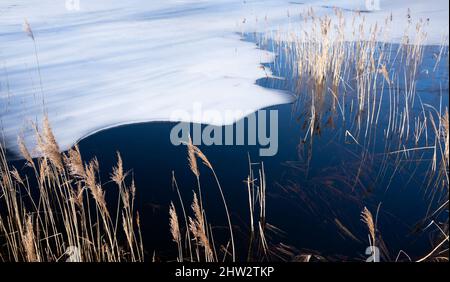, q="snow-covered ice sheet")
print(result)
[0,0,448,157]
